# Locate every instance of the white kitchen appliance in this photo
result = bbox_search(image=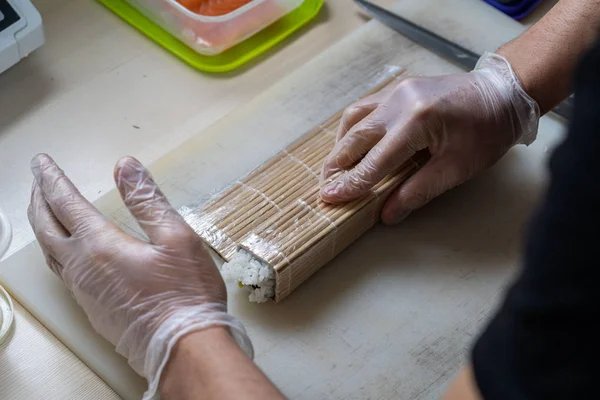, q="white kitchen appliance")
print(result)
[0,0,43,74]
